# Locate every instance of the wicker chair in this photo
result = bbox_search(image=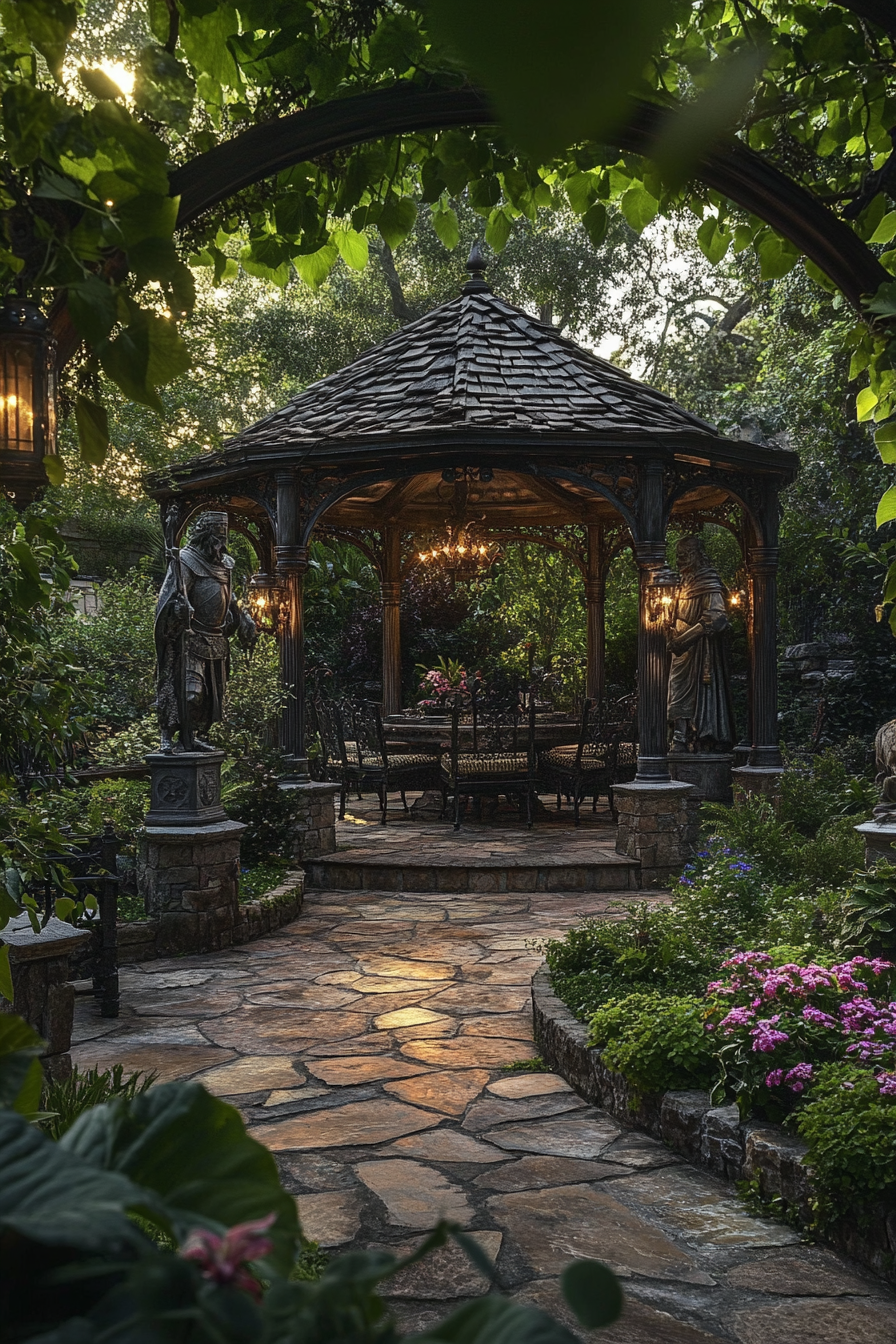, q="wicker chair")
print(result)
[440,683,537,831]
[538,694,638,824]
[341,700,441,824]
